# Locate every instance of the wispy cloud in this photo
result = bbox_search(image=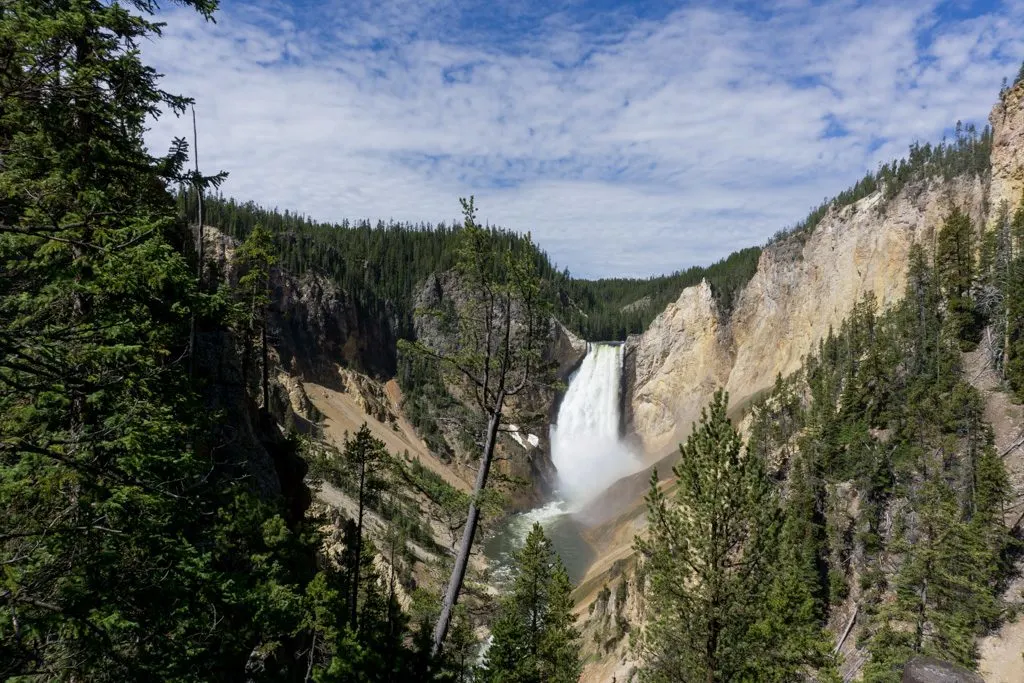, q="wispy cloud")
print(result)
[144,0,1024,277]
